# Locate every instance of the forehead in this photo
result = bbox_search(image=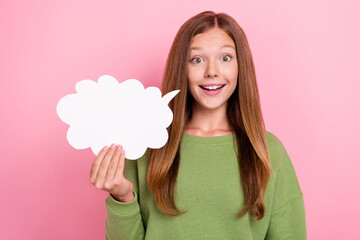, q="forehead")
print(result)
[190,28,235,50]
